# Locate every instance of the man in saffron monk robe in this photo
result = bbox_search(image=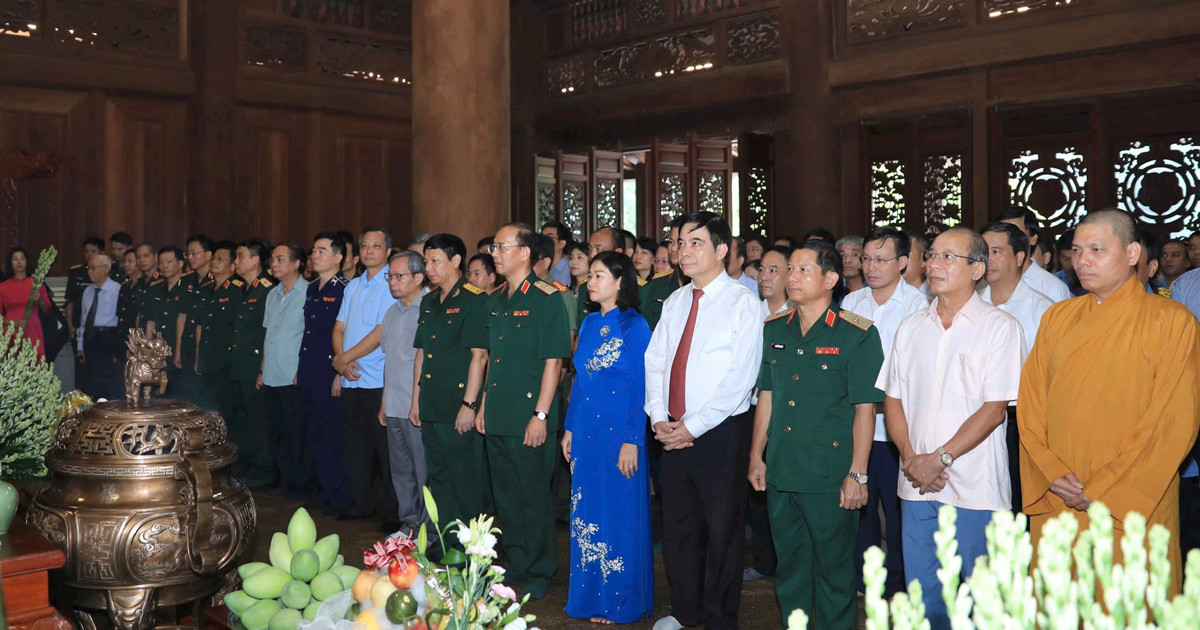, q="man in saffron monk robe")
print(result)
[1018,208,1200,589]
